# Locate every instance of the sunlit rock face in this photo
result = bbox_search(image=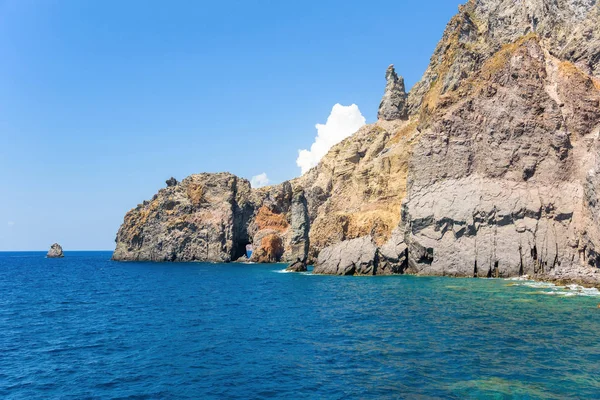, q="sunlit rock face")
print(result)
[113,0,600,285]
